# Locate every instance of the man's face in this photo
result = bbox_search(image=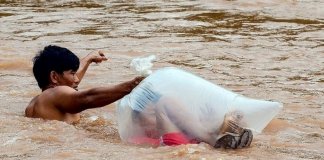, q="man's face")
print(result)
[57,70,79,90]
